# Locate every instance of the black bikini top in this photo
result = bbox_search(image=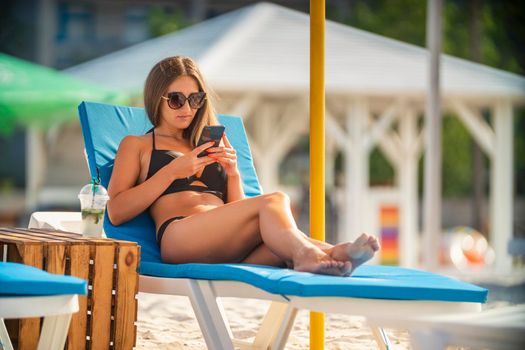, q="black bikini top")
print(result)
[145,129,227,201]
